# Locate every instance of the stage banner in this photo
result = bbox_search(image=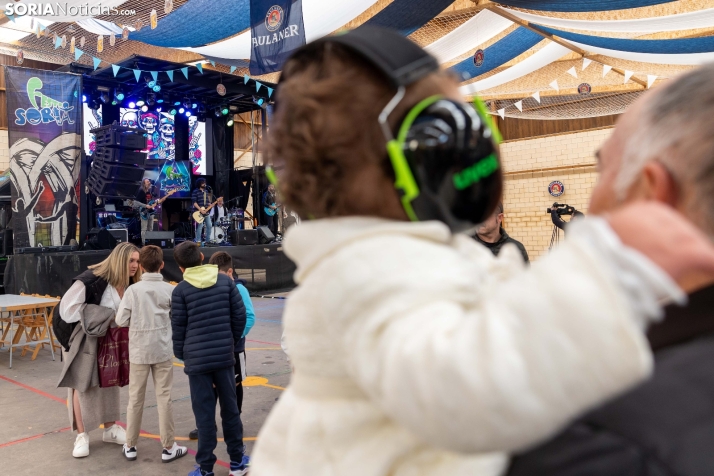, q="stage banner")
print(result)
[5,66,82,248]
[249,0,306,75]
